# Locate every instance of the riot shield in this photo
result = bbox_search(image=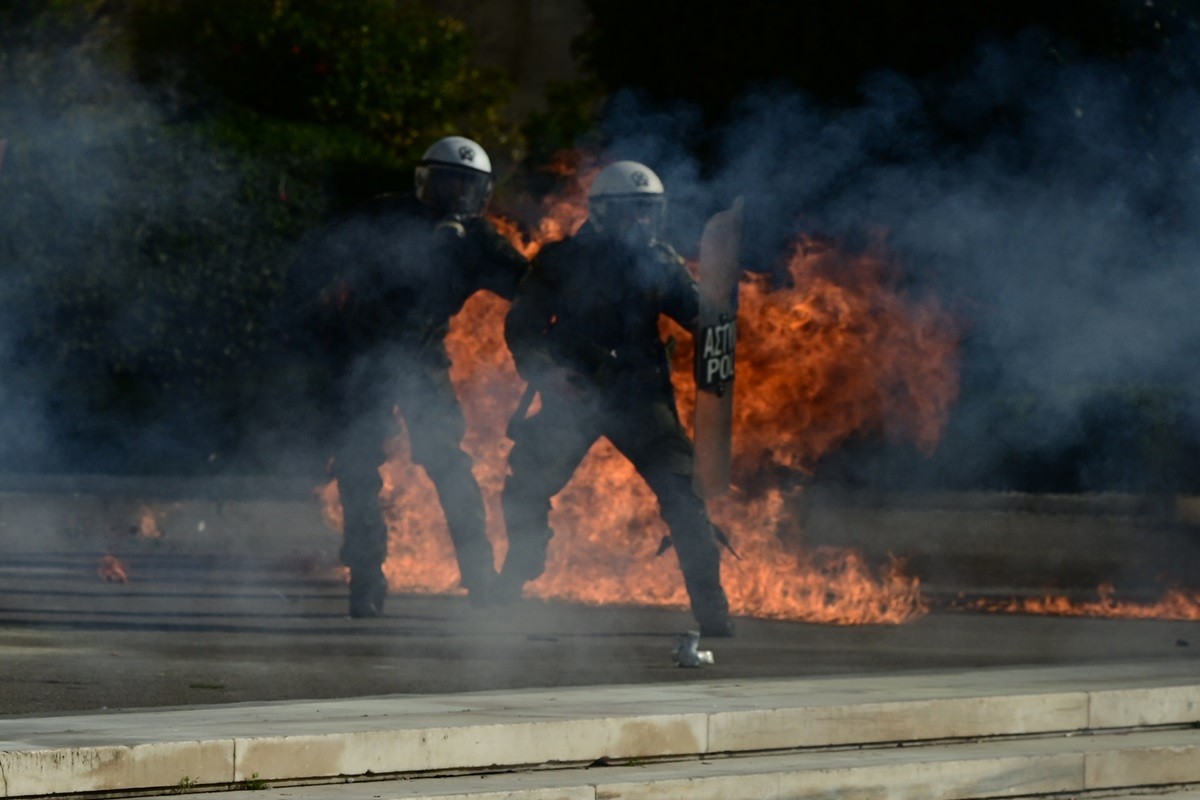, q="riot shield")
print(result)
[693,197,742,497]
